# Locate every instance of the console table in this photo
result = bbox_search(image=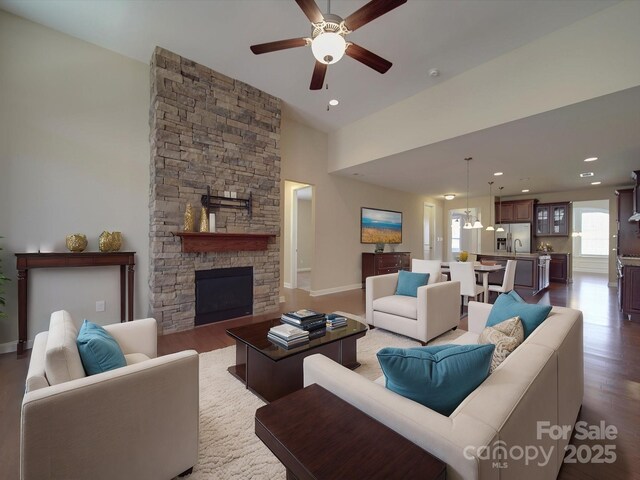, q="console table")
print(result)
[15,252,135,356]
